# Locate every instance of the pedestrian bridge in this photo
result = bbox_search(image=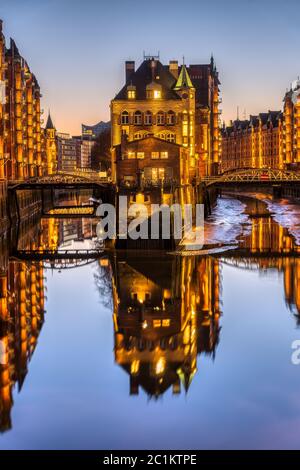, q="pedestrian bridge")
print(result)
[203,168,300,186]
[8,170,112,190]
